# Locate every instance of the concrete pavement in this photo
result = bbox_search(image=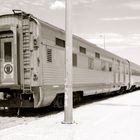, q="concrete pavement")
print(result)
[0,91,140,140]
